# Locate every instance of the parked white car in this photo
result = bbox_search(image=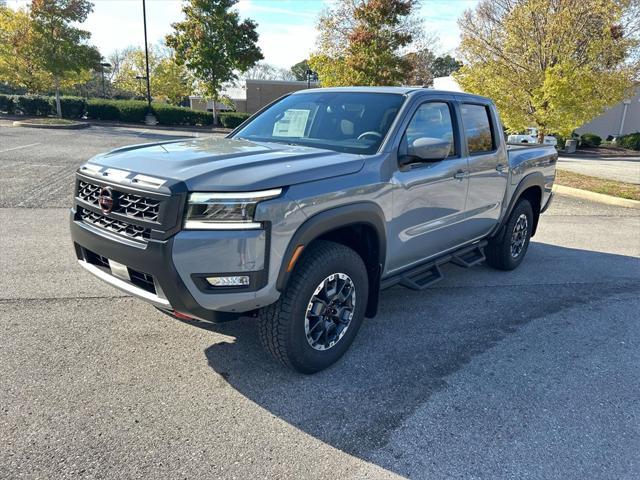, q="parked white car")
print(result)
[508,128,558,147]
